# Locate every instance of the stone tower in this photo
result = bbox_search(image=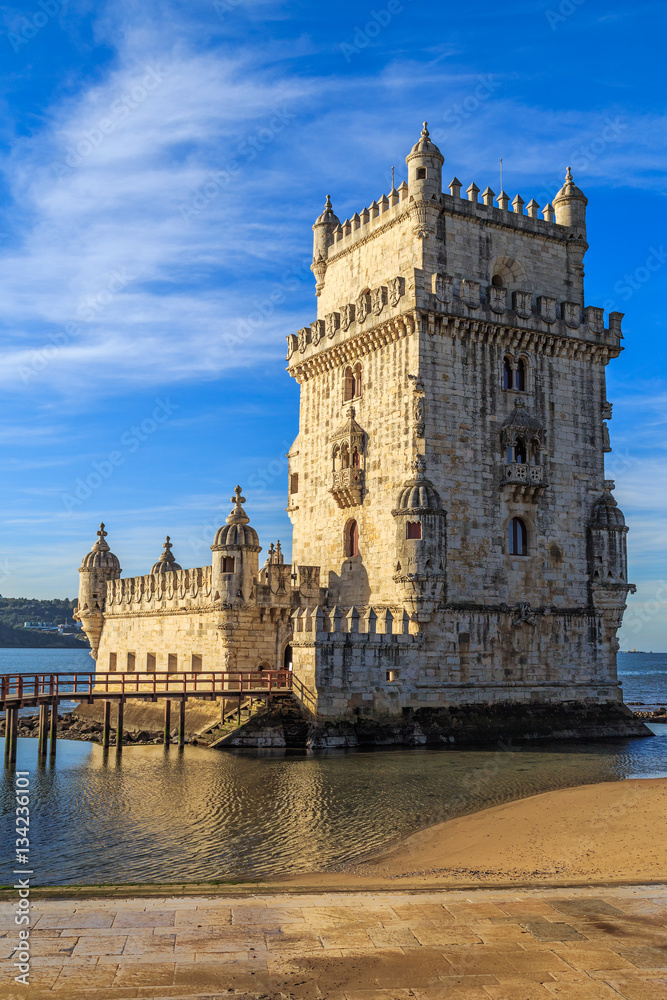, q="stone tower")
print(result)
[76,524,121,658]
[285,123,637,732]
